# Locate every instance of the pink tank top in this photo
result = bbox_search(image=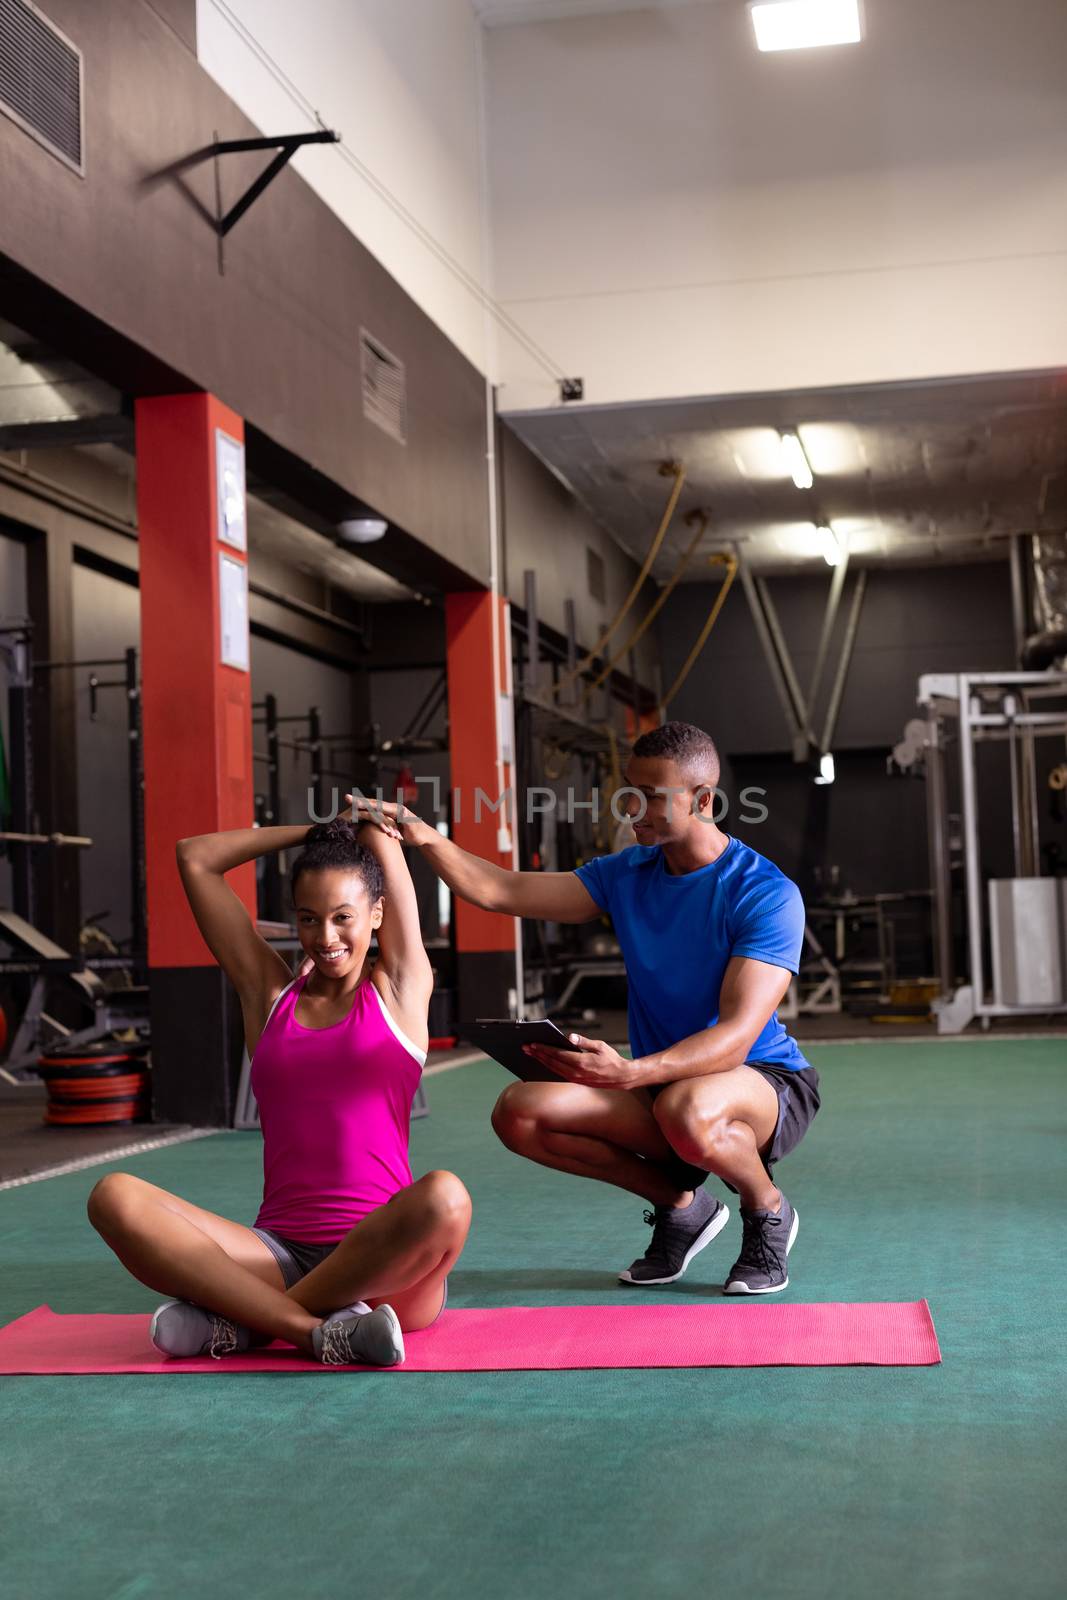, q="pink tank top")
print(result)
[251,973,426,1243]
